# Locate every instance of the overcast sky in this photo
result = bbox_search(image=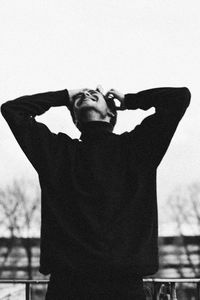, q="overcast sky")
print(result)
[0,0,199,235]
